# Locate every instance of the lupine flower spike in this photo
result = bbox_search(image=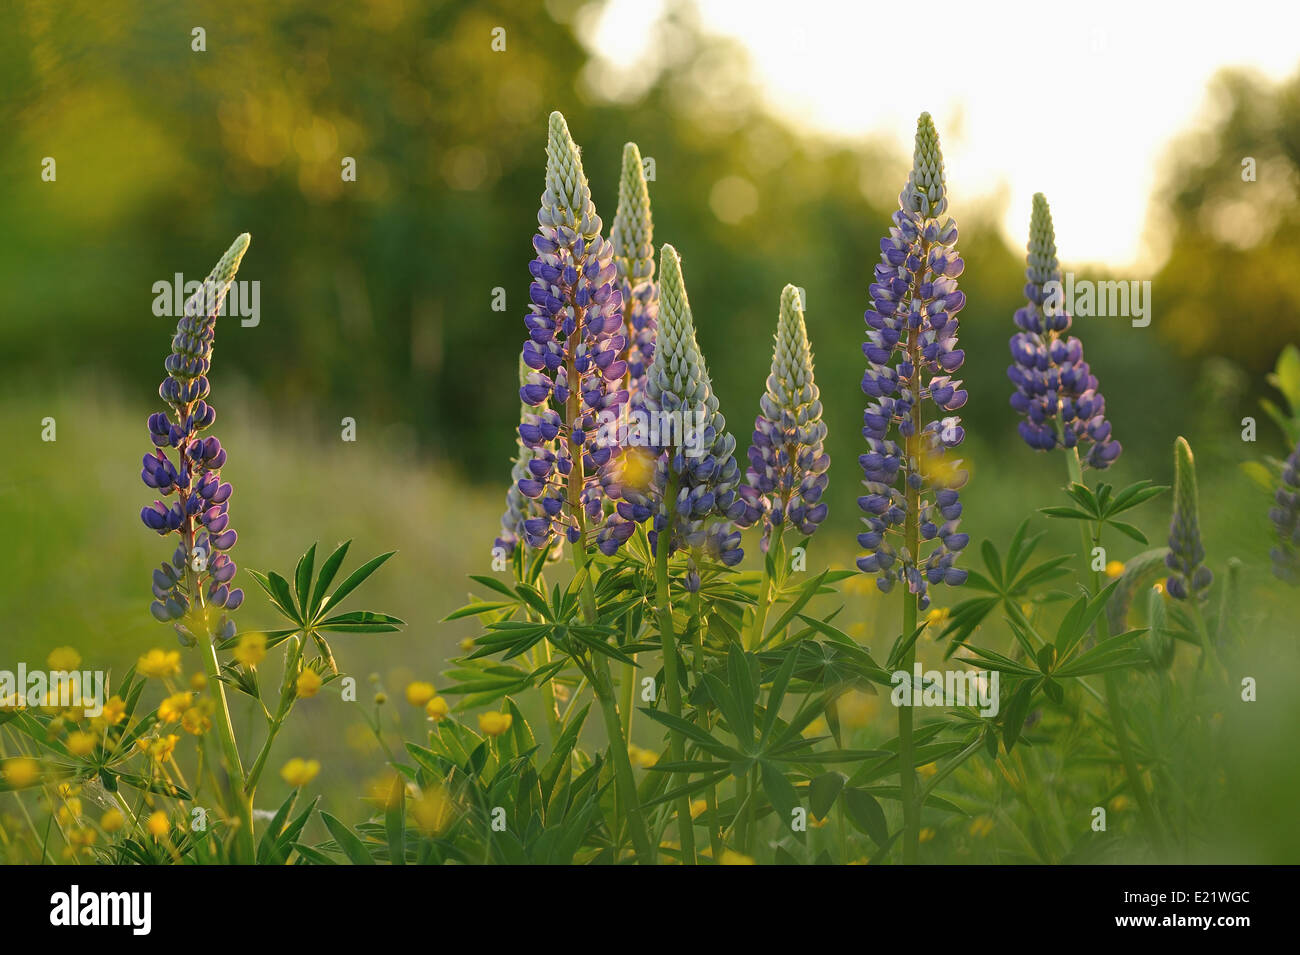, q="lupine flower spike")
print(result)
[515,112,631,555]
[1165,436,1212,600]
[1009,194,1122,468]
[742,284,830,551]
[857,113,969,611]
[1268,439,1300,584]
[495,356,560,561]
[617,244,747,566]
[141,234,249,644]
[610,141,658,404]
